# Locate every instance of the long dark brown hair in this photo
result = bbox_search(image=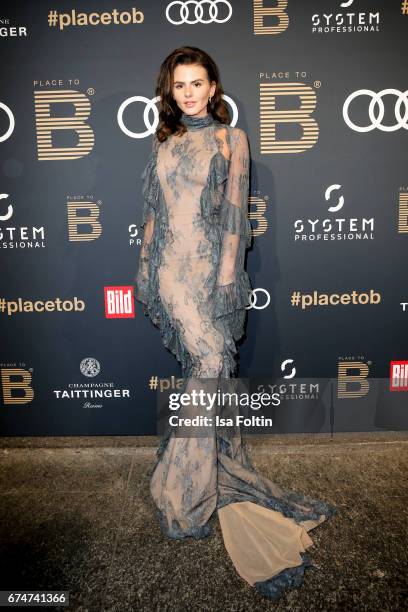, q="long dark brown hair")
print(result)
[154,46,230,143]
